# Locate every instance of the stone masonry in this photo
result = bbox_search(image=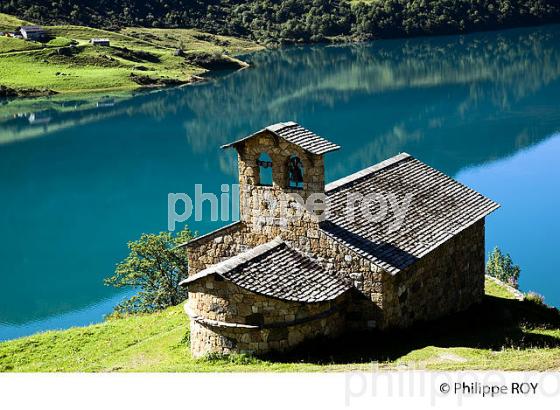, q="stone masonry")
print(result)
[188,275,347,357]
[179,122,499,357]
